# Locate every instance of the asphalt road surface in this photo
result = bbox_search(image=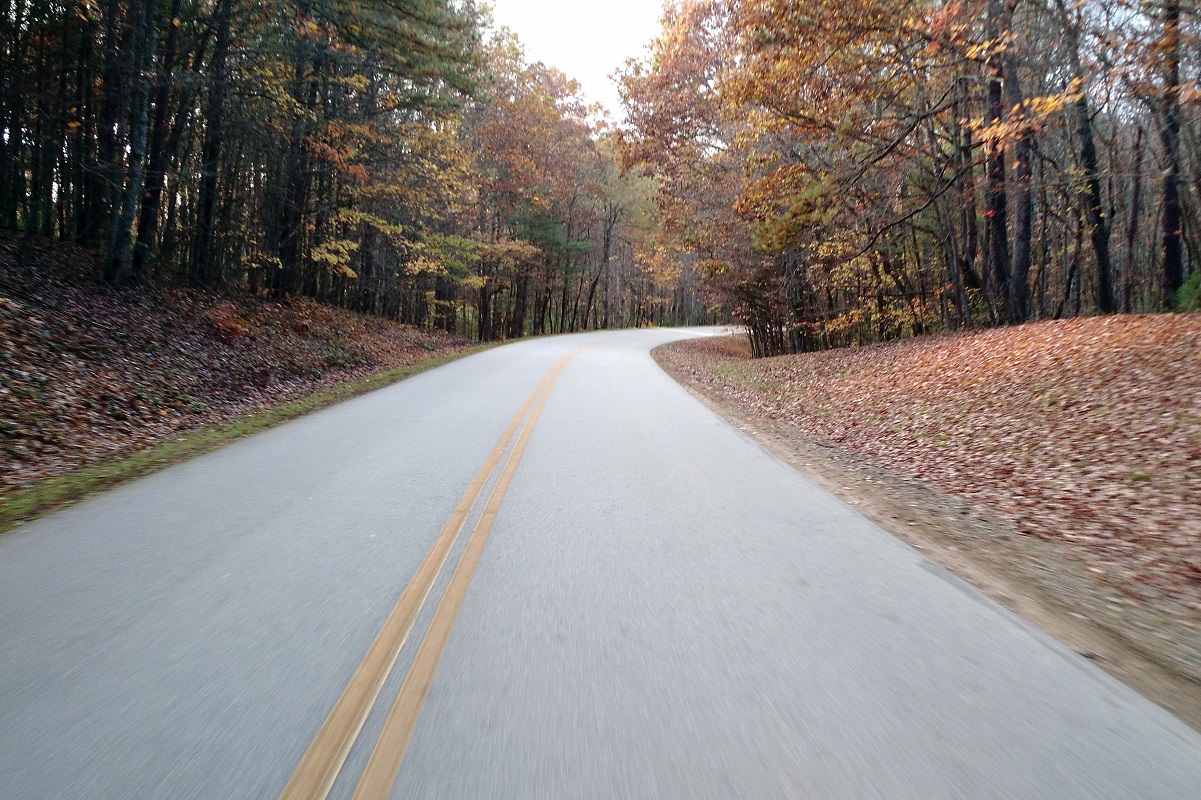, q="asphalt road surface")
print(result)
[3,329,1201,799]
